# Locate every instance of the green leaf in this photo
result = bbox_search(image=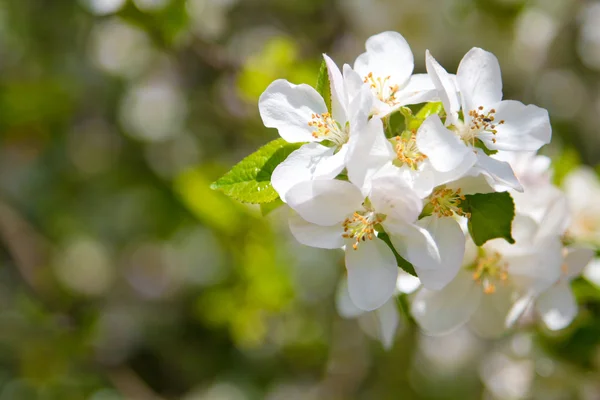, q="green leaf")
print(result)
[211,139,303,204]
[407,102,444,131]
[377,231,417,276]
[460,192,516,246]
[260,197,284,216]
[315,59,332,113]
